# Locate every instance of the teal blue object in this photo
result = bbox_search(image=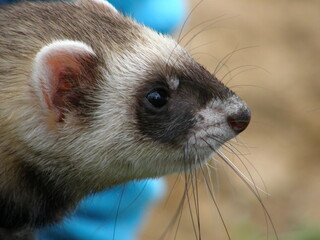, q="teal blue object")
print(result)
[36,180,166,240]
[108,0,187,34]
